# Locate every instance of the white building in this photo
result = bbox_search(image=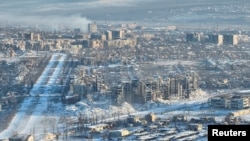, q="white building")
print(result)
[88,124,109,132]
[109,129,130,137]
[230,96,249,109]
[209,94,249,109]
